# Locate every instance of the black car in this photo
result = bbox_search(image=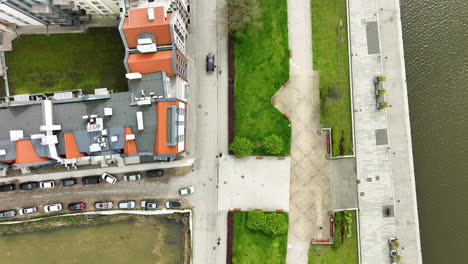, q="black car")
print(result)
[60,178,77,187]
[81,176,100,185]
[165,200,182,209]
[0,184,15,192]
[68,202,86,211]
[19,182,39,190]
[146,169,164,178]
[206,53,216,72]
